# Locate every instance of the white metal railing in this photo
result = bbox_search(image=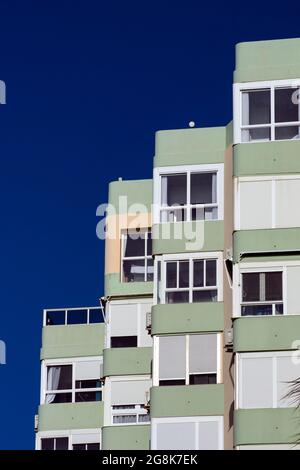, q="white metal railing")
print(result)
[43,306,105,326]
